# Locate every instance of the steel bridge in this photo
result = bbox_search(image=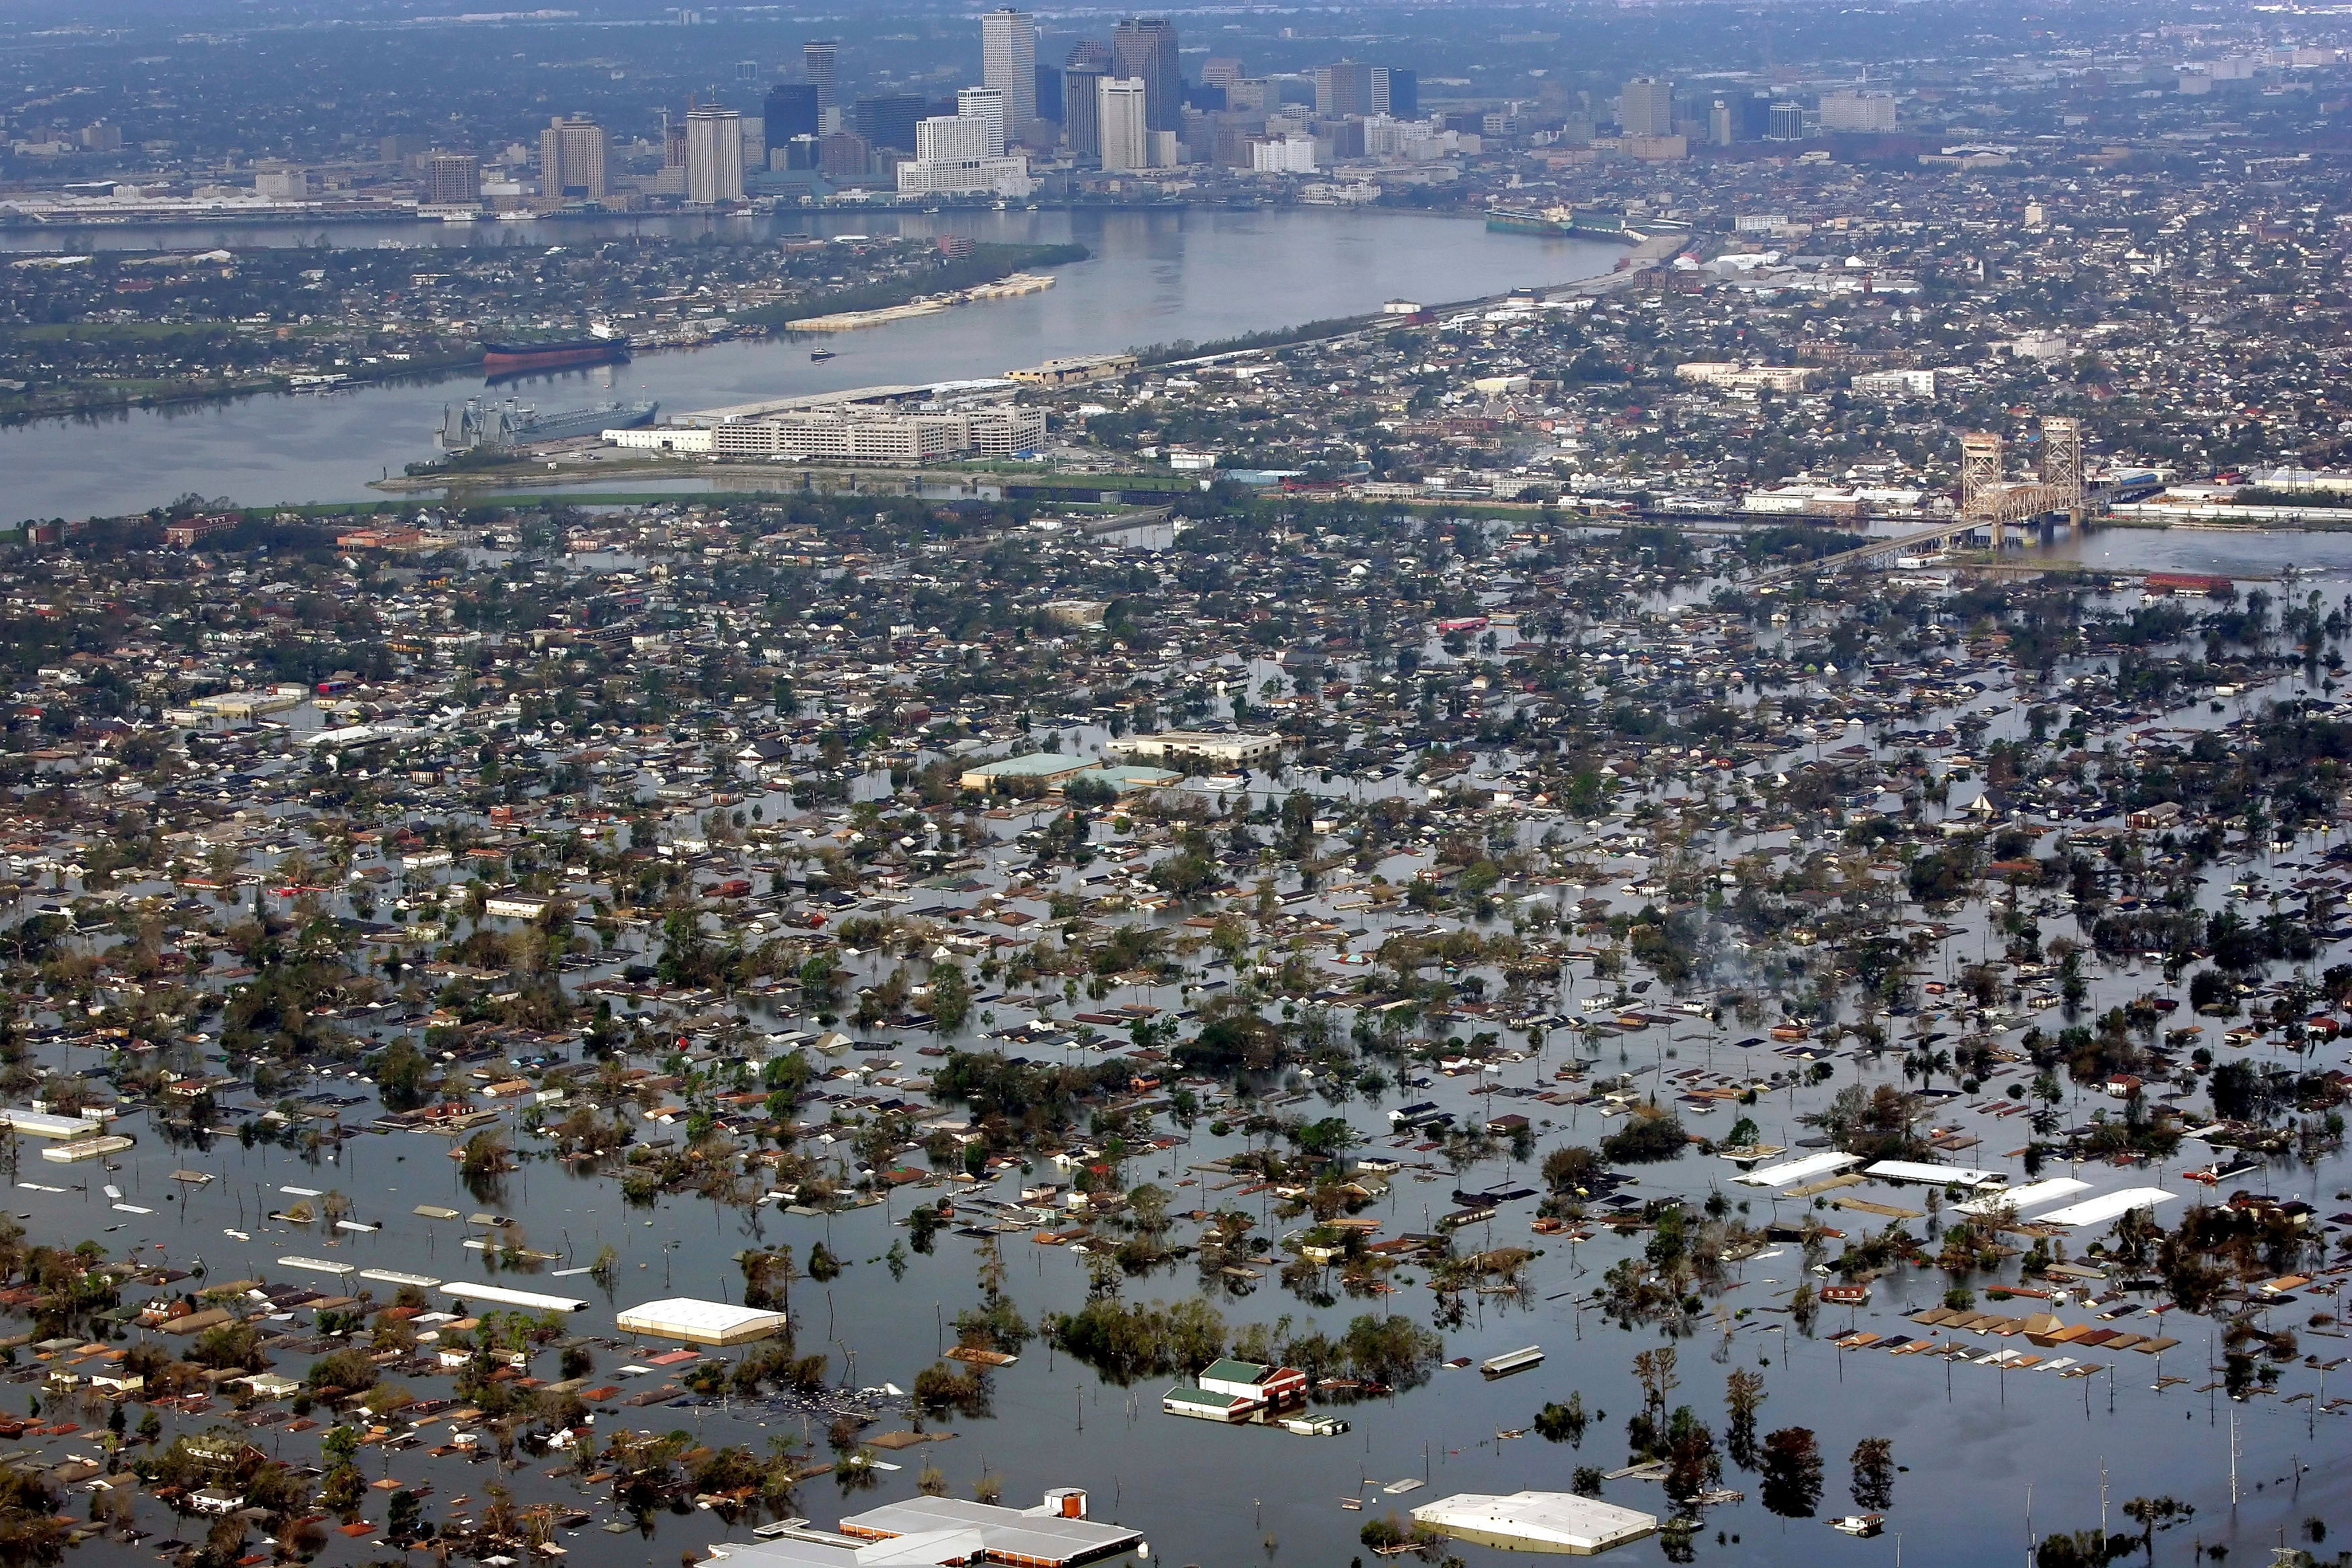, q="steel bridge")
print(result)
[1750,418,2086,586]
